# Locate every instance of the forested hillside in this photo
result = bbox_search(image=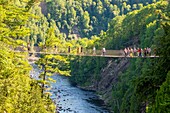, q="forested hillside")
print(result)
[0,0,169,113]
[69,1,170,113]
[44,0,157,38]
[21,0,160,50]
[0,0,55,112]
